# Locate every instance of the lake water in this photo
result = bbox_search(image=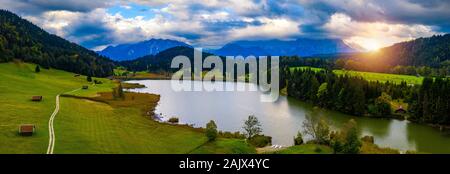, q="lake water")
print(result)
[127,80,450,153]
